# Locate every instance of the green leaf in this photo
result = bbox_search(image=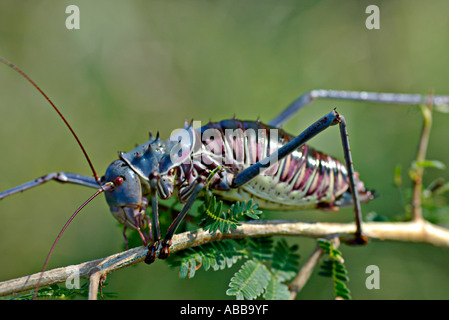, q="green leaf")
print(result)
[413,160,446,170]
[318,270,333,277]
[199,195,261,234]
[169,237,302,300]
[10,281,116,300]
[179,262,190,279]
[317,239,352,300]
[227,259,271,300]
[394,165,402,187]
[317,238,331,251]
[248,237,273,261]
[263,277,291,300]
[167,240,245,278]
[271,239,300,282]
[334,273,349,282]
[336,292,352,300]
